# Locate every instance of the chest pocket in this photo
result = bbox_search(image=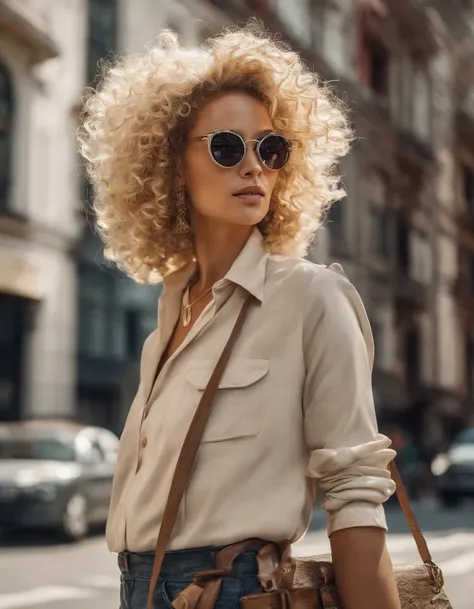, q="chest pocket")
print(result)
[184,358,269,443]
